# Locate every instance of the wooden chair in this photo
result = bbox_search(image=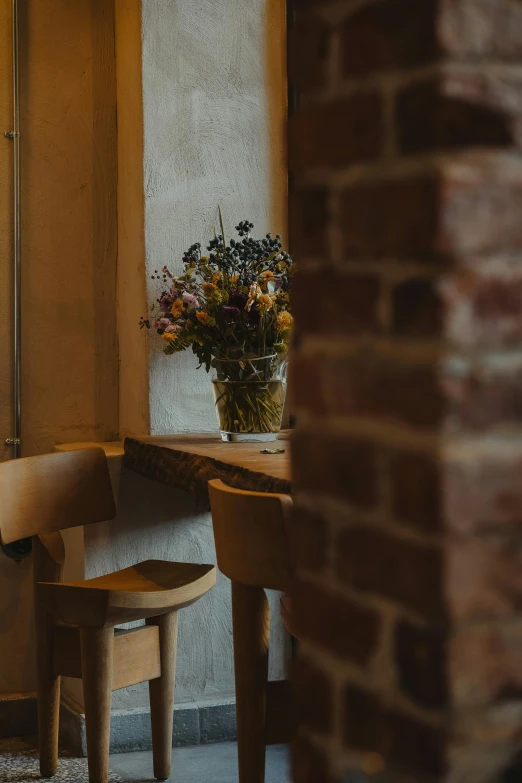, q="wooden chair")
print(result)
[0,448,216,783]
[208,478,294,783]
